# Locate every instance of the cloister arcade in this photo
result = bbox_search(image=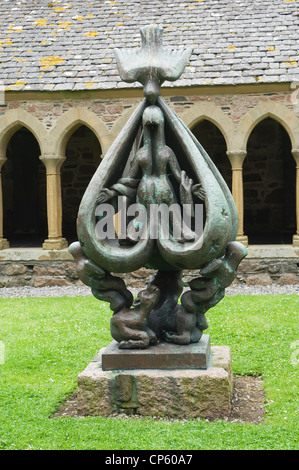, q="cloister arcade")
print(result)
[0,99,299,251]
